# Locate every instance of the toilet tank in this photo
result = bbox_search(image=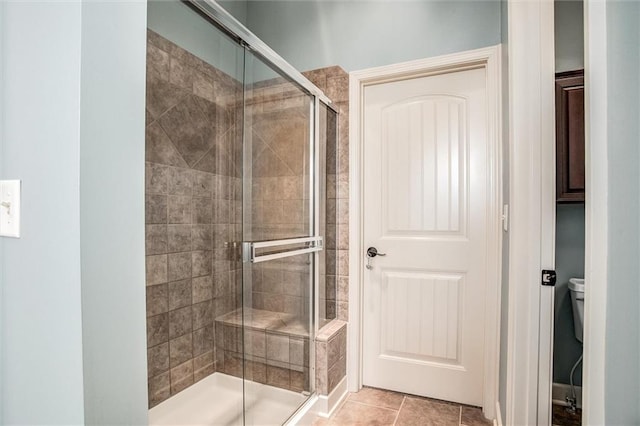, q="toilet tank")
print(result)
[568,278,585,343]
